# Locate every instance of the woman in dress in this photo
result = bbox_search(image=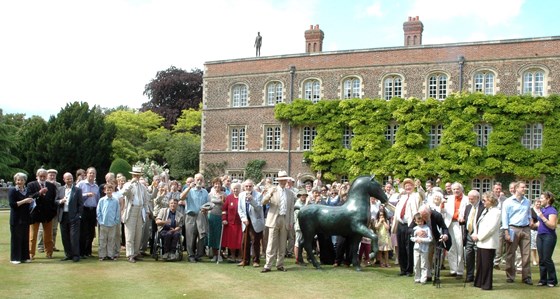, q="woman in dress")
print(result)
[9,172,34,264]
[207,177,225,262]
[221,182,242,262]
[534,191,558,287]
[472,192,501,290]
